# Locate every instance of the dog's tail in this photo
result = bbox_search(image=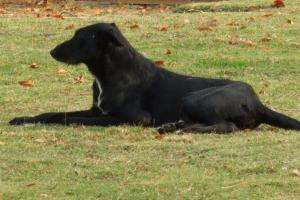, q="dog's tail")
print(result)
[259,105,300,131]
